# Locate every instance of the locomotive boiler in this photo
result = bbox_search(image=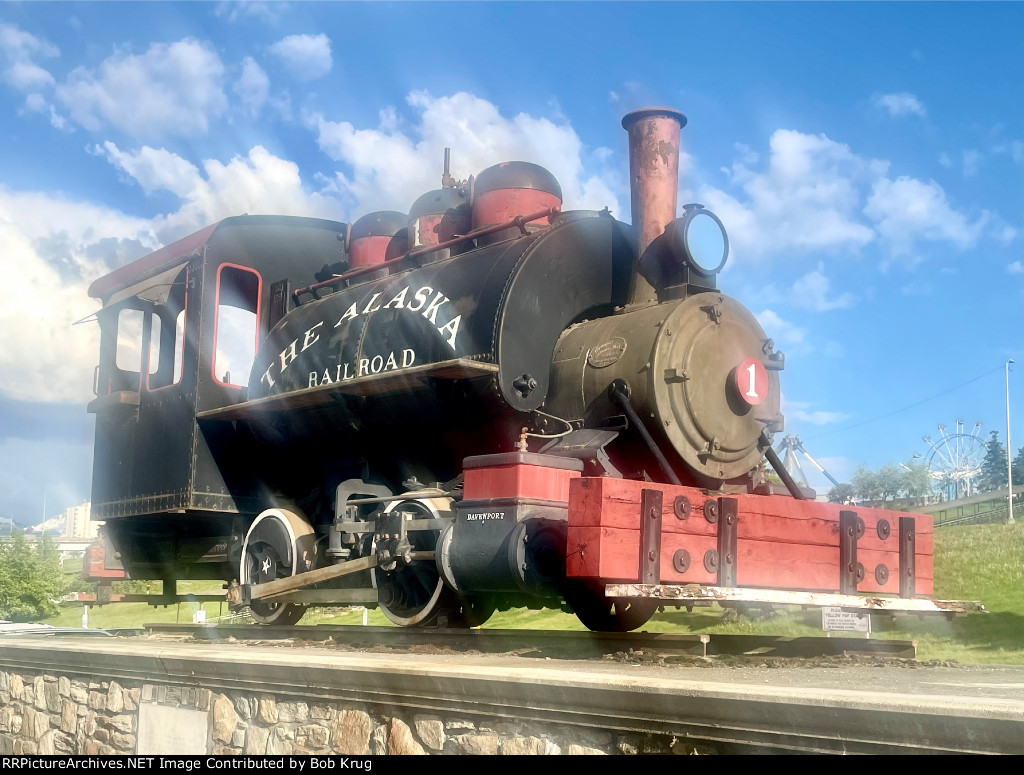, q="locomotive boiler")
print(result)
[85,108,936,629]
